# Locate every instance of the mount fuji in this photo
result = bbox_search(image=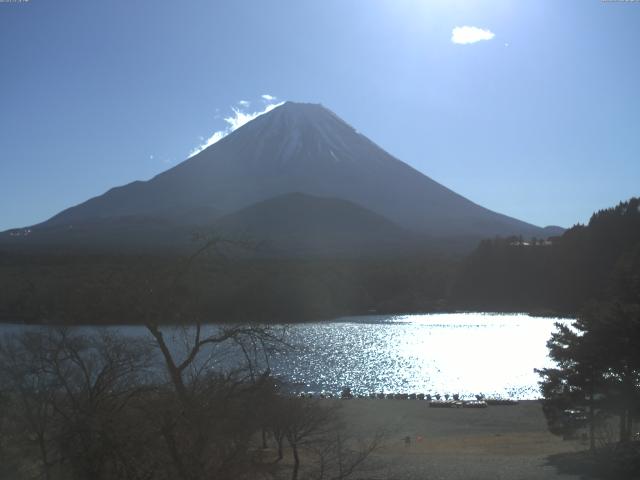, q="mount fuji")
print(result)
[1,102,562,254]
